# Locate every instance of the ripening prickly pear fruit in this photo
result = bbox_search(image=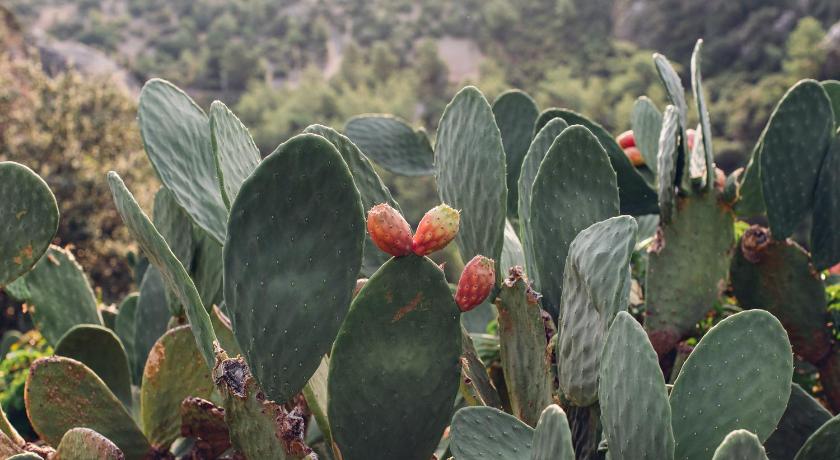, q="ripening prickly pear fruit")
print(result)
[412,204,460,256]
[686,128,696,151]
[623,146,645,166]
[617,130,635,149]
[455,255,495,312]
[367,204,413,257]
